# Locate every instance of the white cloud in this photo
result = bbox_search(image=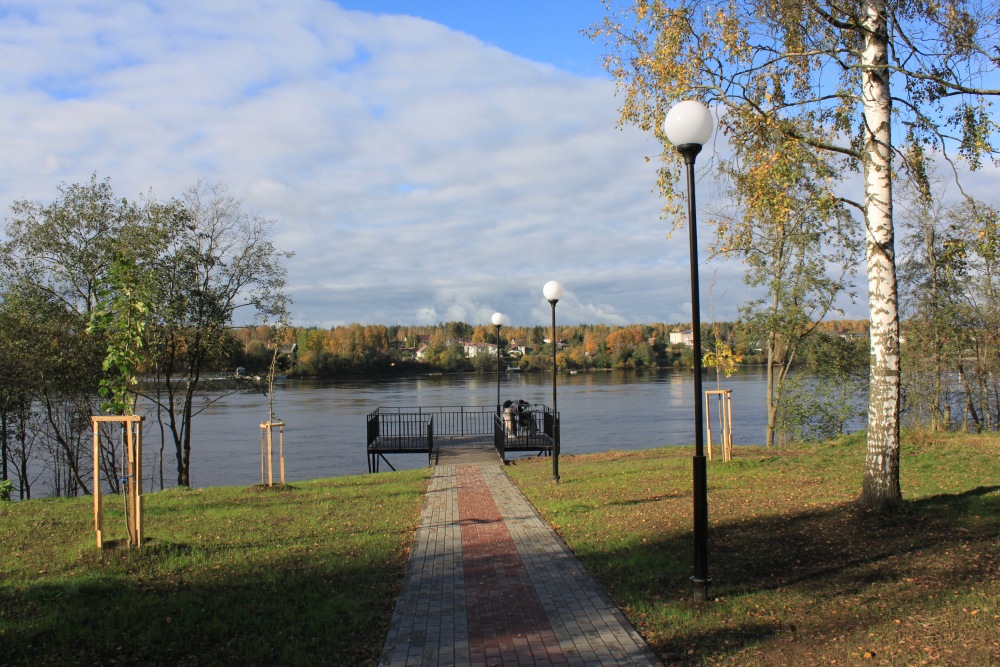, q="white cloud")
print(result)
[0,1,770,328]
[7,1,990,330]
